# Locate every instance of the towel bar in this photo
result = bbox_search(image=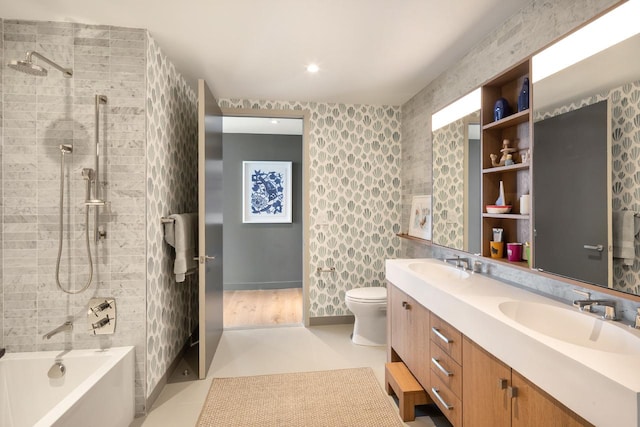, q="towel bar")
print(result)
[316,267,336,273]
[161,217,175,224]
